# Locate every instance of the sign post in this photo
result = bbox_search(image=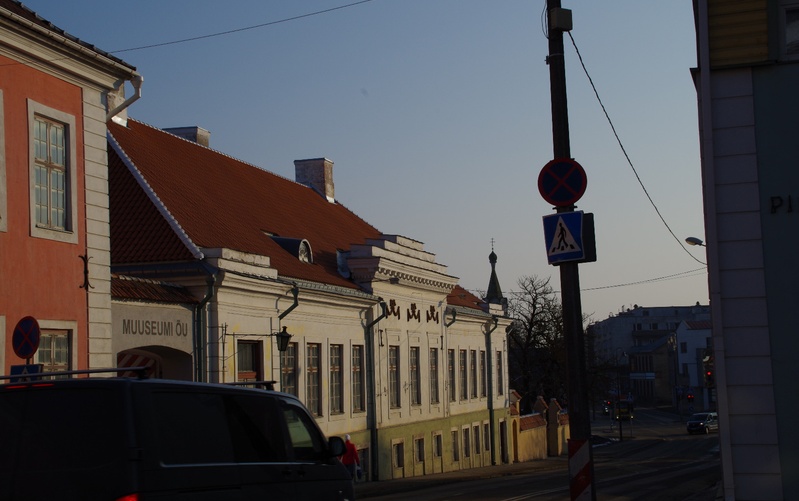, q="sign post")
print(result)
[543,3,596,499]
